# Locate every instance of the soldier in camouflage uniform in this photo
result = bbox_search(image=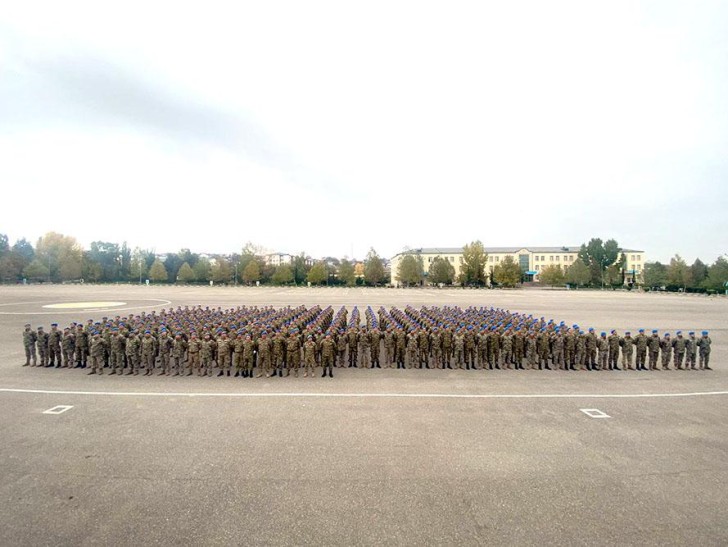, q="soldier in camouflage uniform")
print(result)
[286,329,301,377]
[88,332,106,375]
[48,323,62,367]
[406,332,418,369]
[648,330,661,370]
[141,330,157,376]
[22,324,37,367]
[383,328,395,368]
[597,332,609,371]
[272,331,286,375]
[156,330,173,375]
[347,327,359,367]
[620,331,634,370]
[256,332,272,377]
[501,330,513,369]
[37,326,49,367]
[607,330,621,370]
[336,330,347,368]
[395,328,407,369]
[672,331,686,370]
[697,331,712,370]
[660,333,672,370]
[216,332,232,377]
[62,327,75,368]
[370,328,382,368]
[441,327,453,369]
[109,328,126,375]
[75,324,89,368]
[171,334,188,376]
[303,335,316,377]
[536,329,550,370]
[575,331,587,371]
[200,333,215,377]
[125,331,141,375]
[187,333,201,376]
[685,332,698,370]
[585,328,597,370]
[550,330,563,370]
[242,334,255,378]
[359,326,372,368]
[321,333,335,377]
[634,329,648,371]
[463,327,476,370]
[430,327,442,369]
